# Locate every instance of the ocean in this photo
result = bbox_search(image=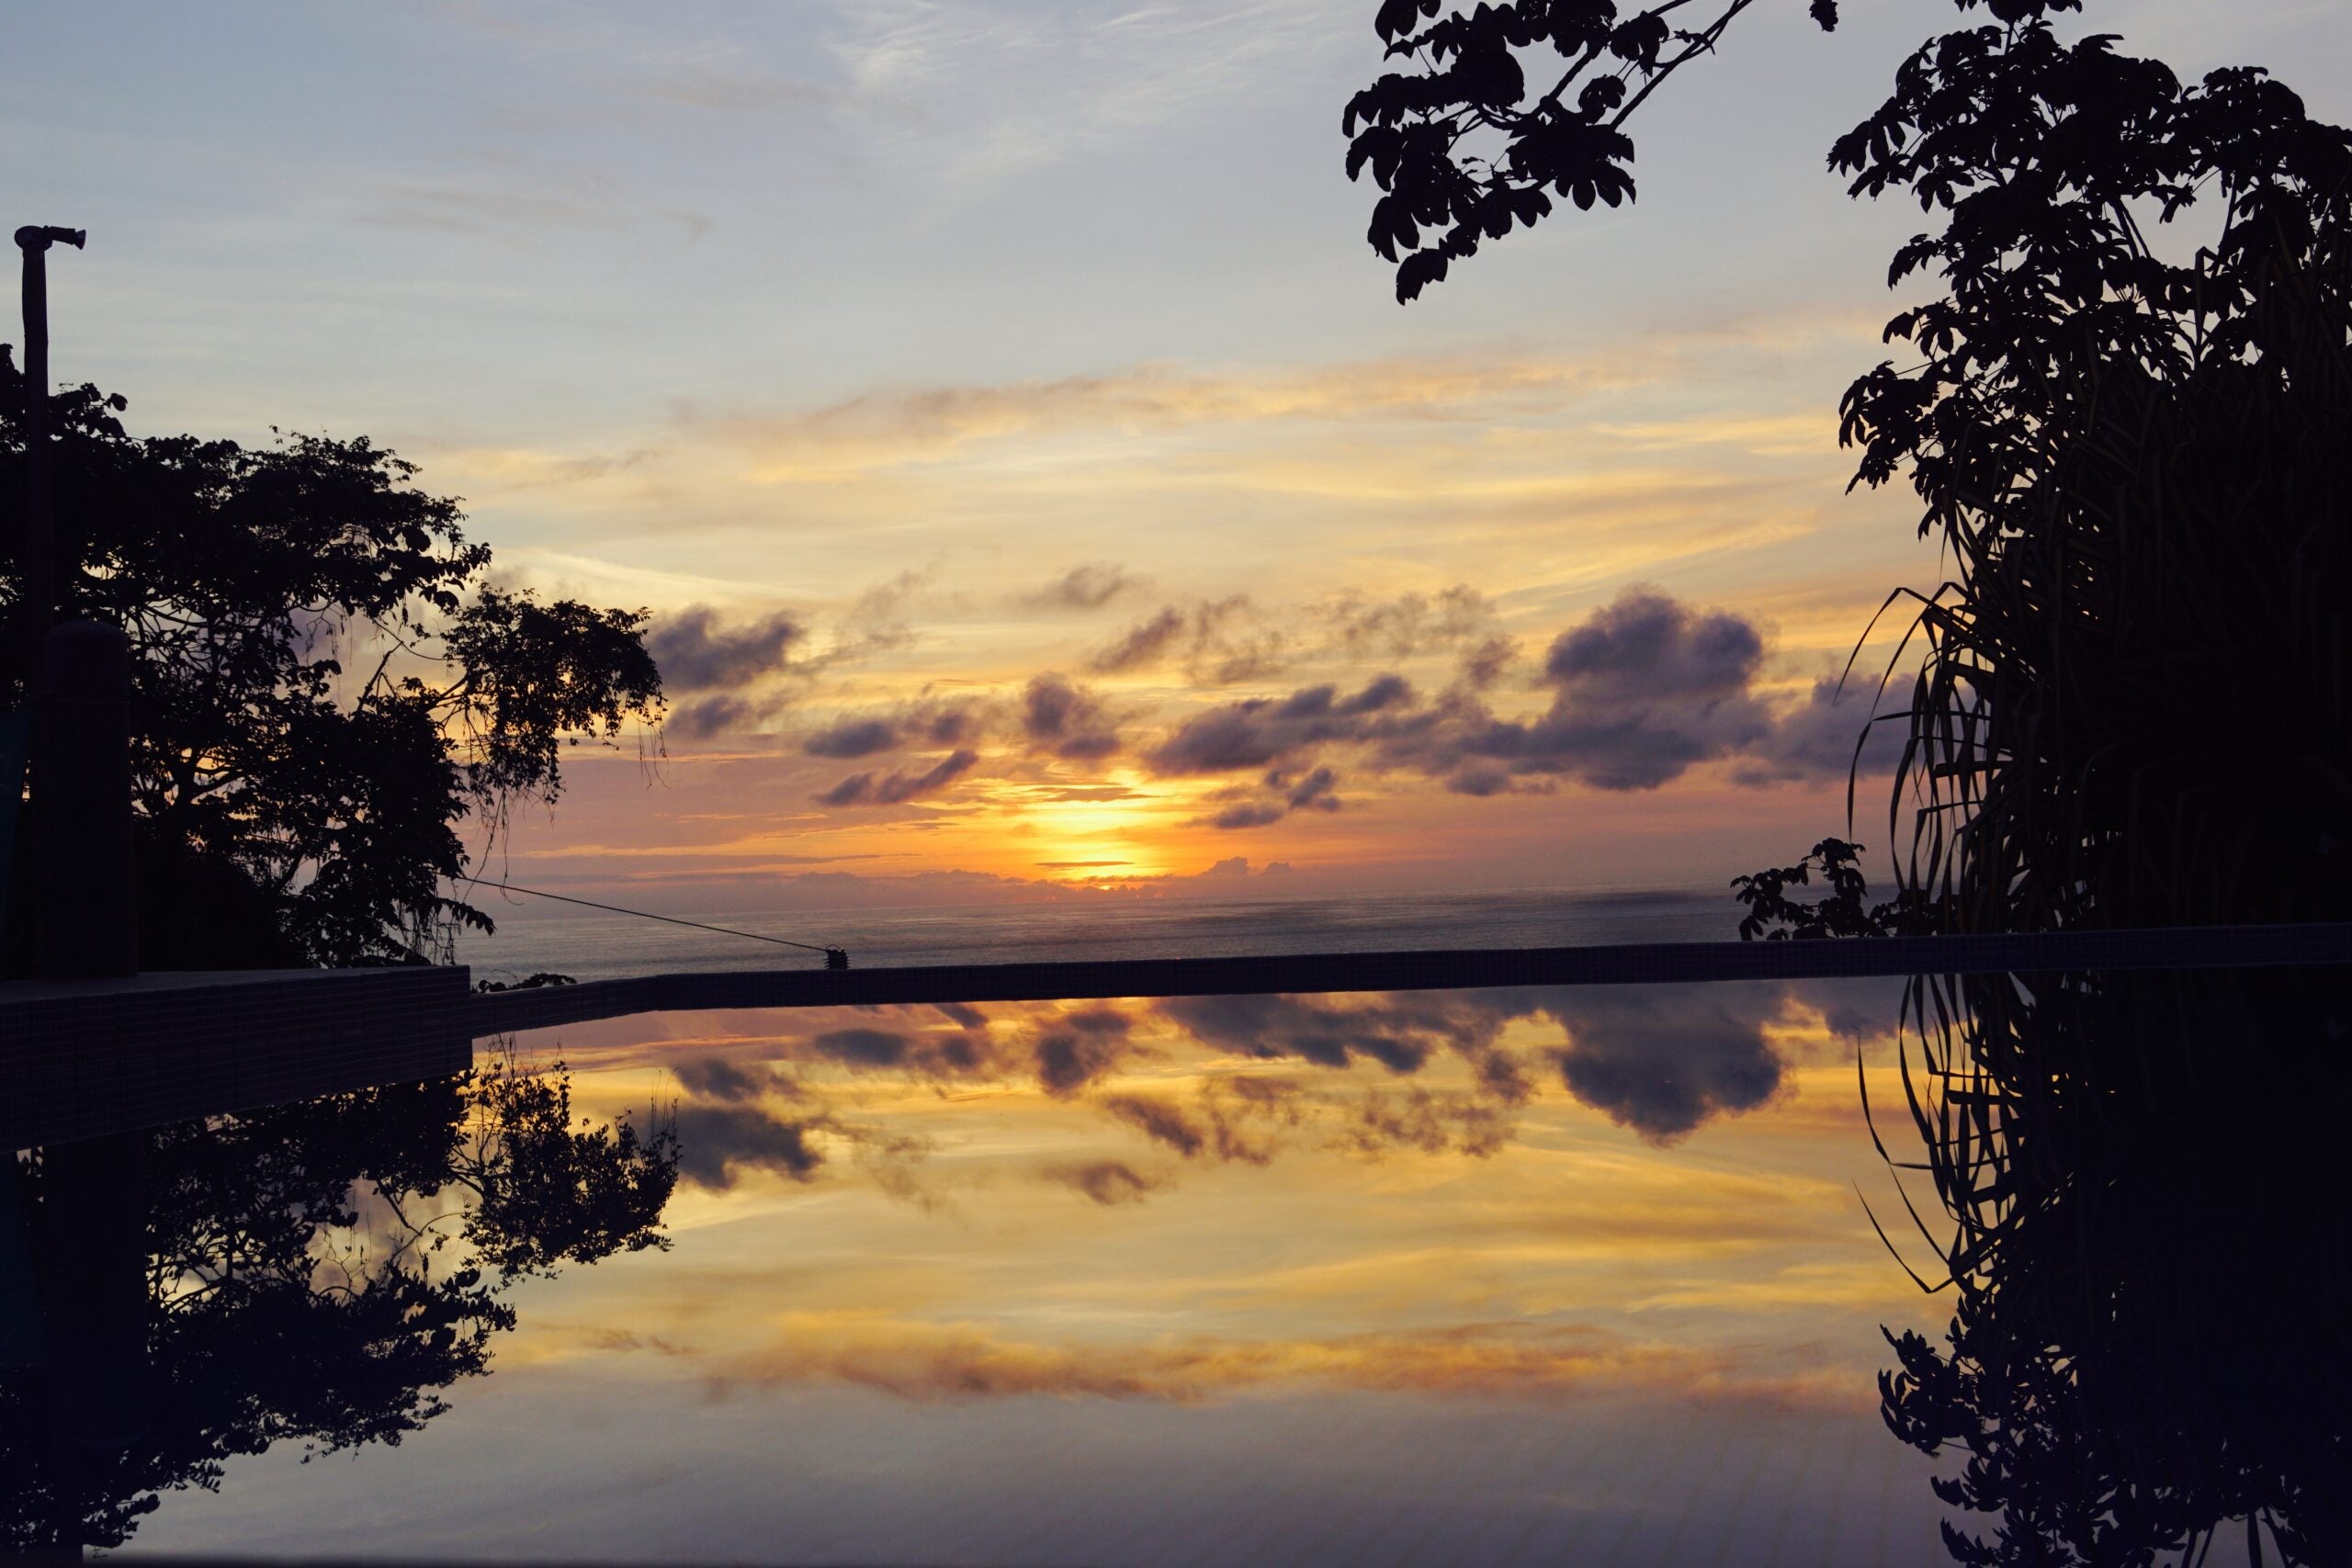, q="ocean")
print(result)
[454,883,1743,984]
